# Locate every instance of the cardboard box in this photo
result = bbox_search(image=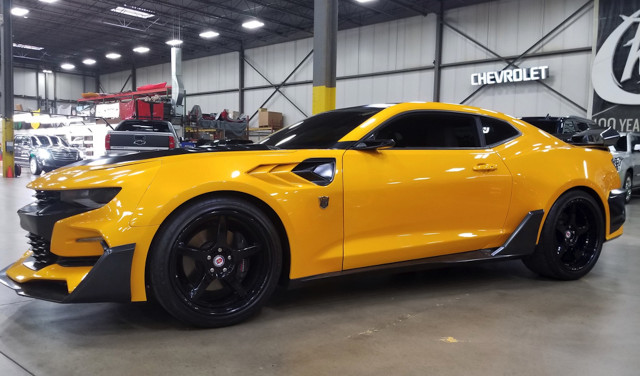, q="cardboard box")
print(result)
[258,111,283,129]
